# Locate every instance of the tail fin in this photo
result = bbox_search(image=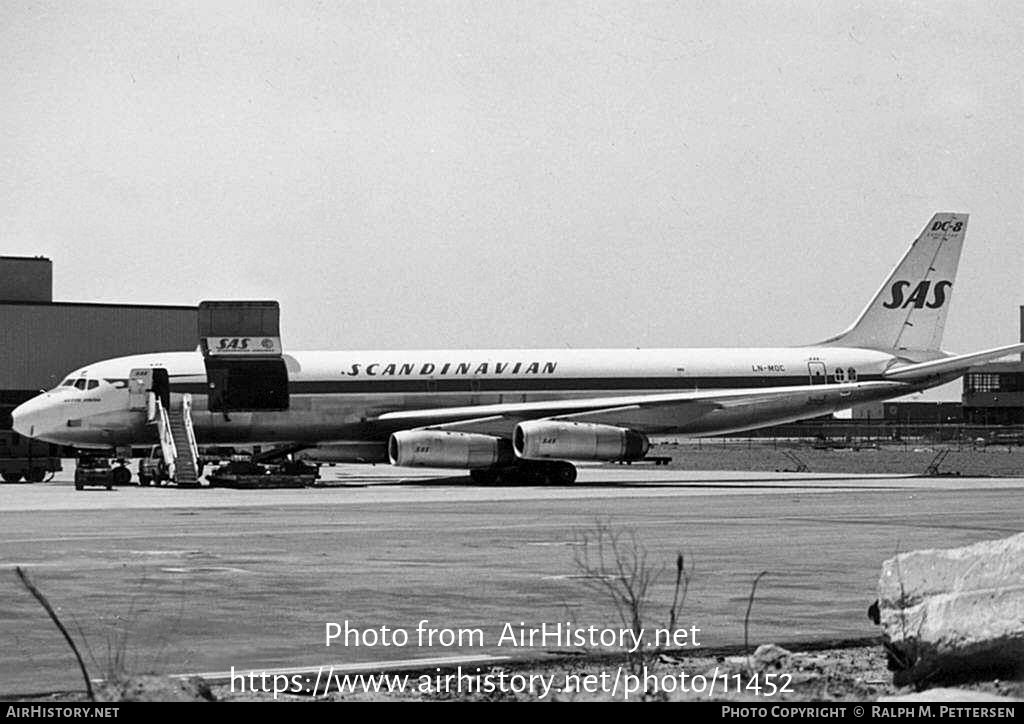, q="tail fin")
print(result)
[820,212,967,353]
